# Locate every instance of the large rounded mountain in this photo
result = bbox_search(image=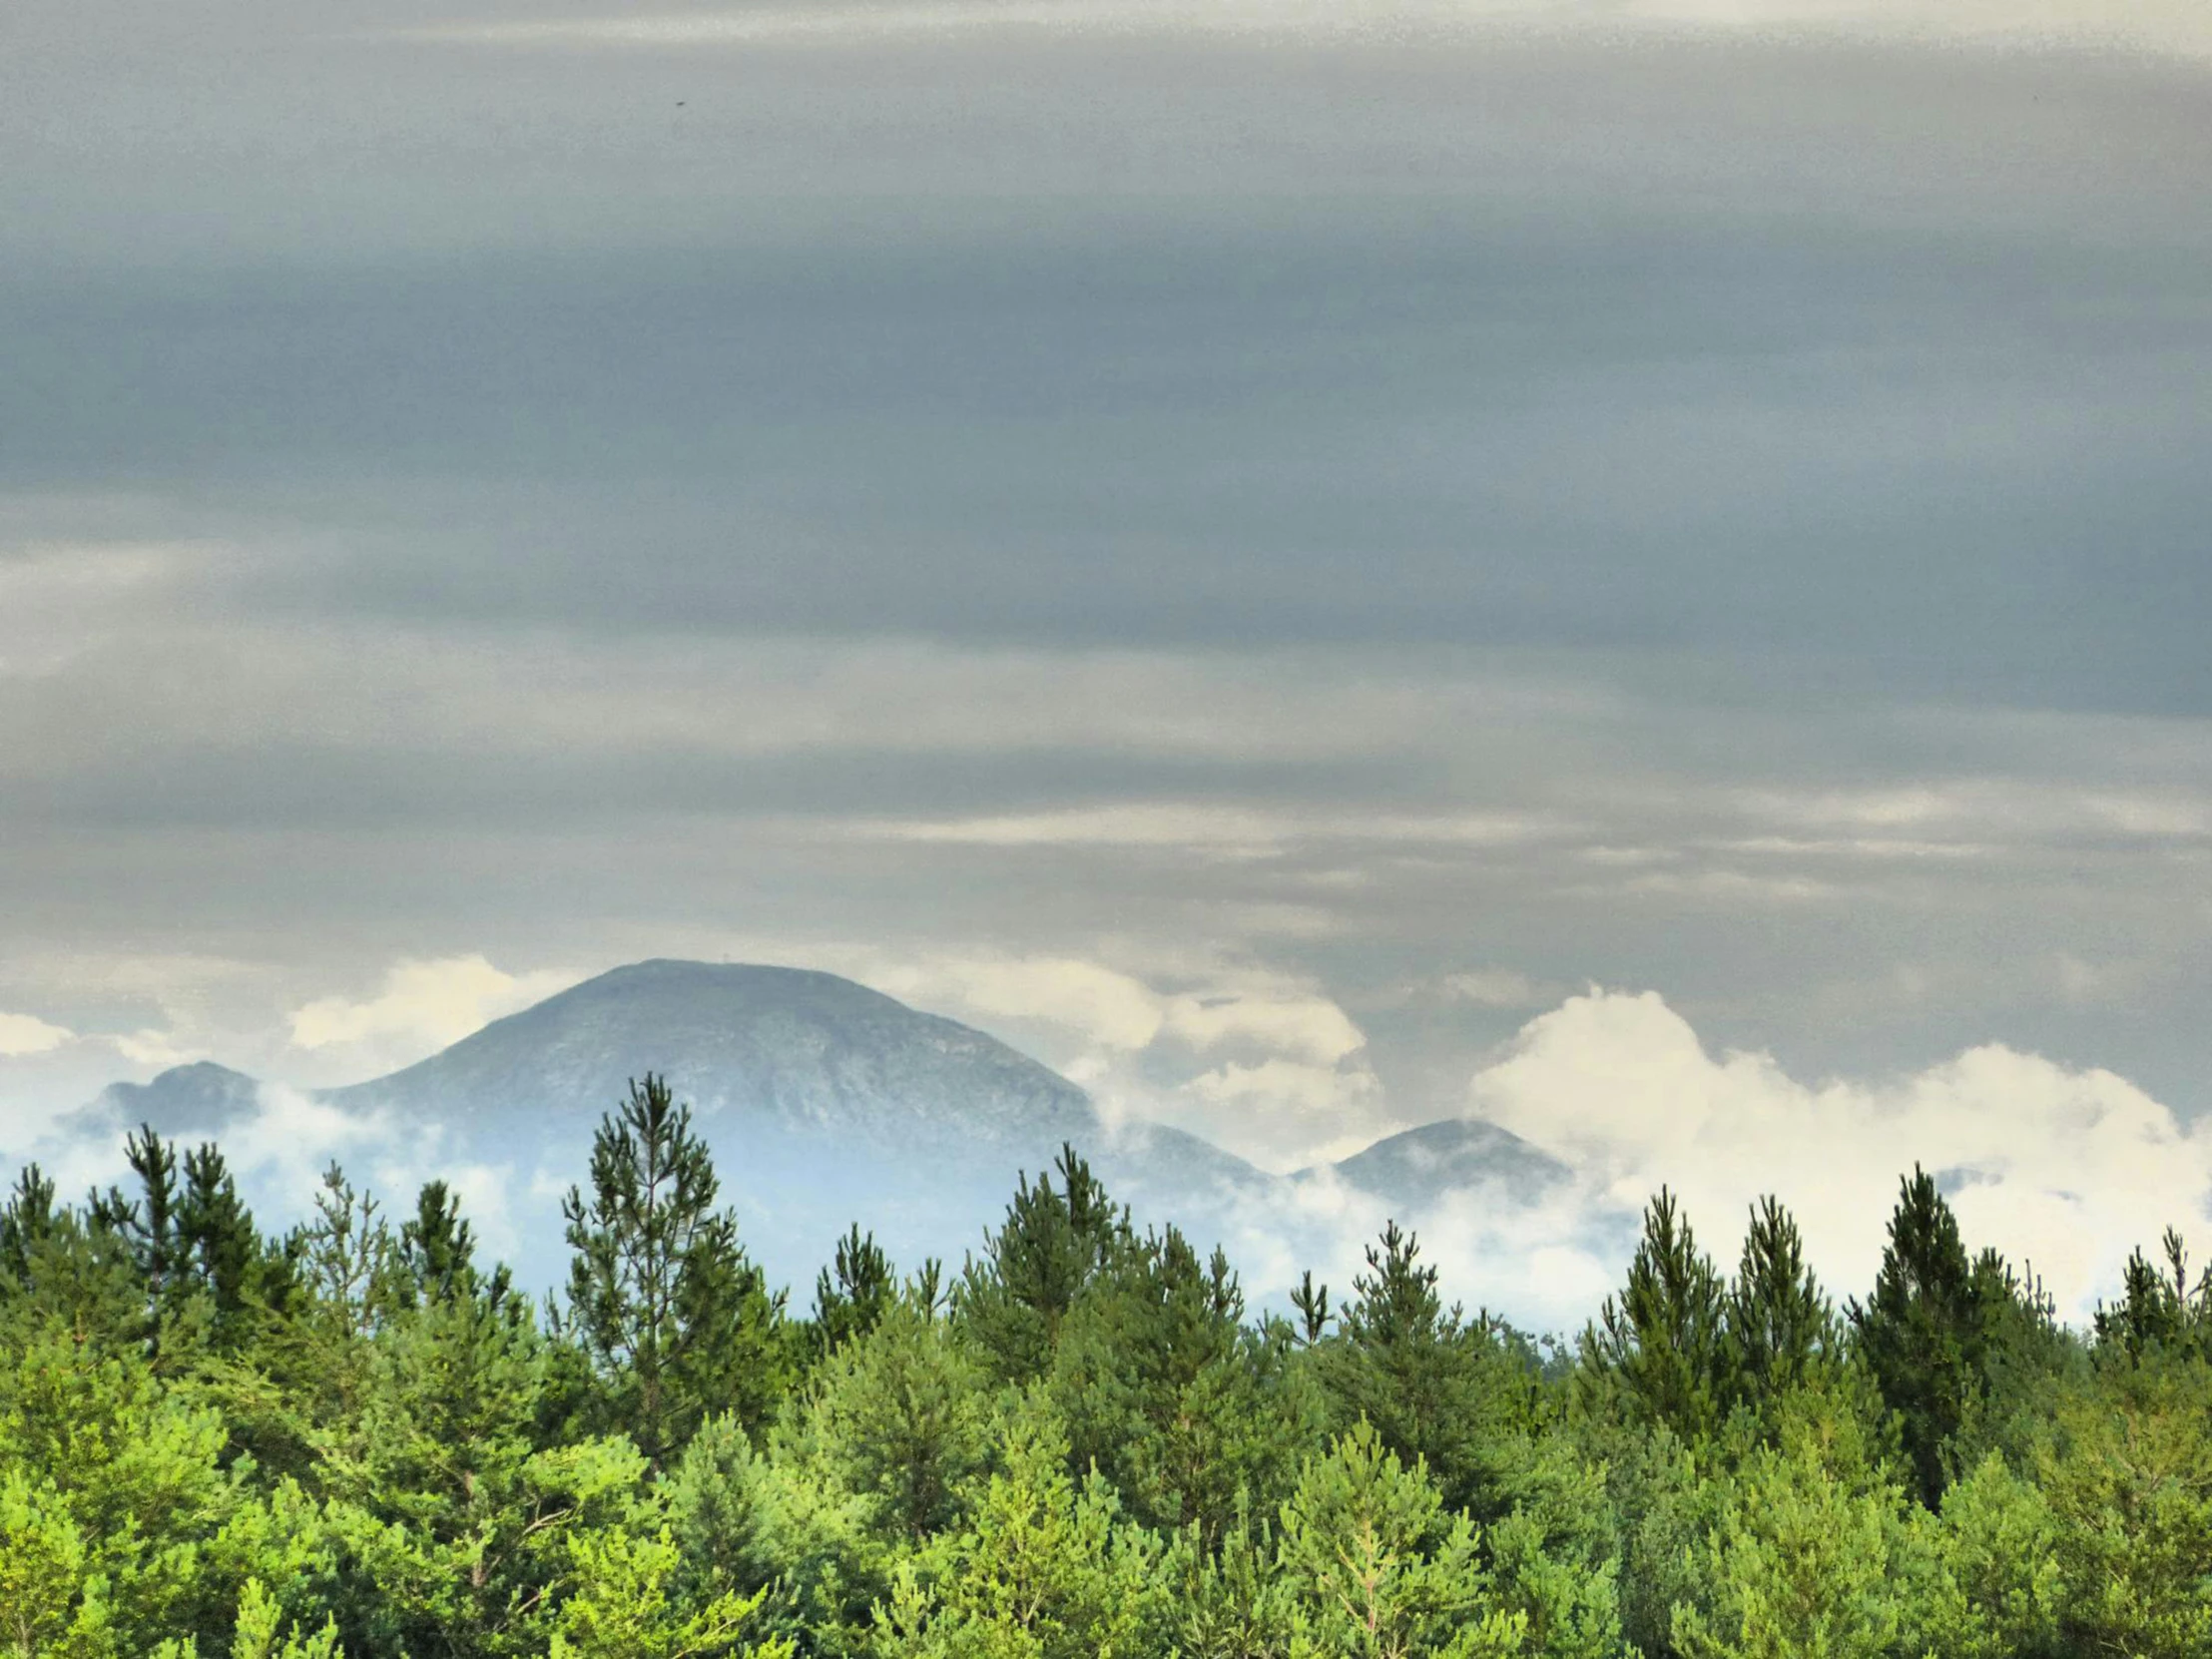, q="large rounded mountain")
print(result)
[325,959,1096,1153]
[65,960,1567,1302]
[316,960,1230,1292]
